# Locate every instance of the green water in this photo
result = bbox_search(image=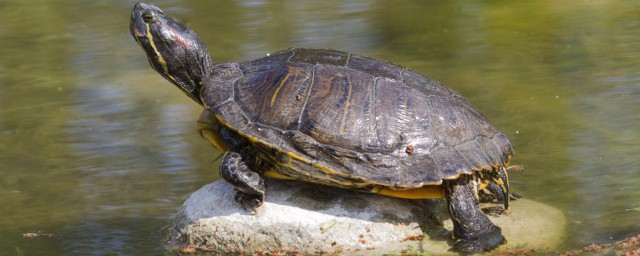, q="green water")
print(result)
[0,0,638,254]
